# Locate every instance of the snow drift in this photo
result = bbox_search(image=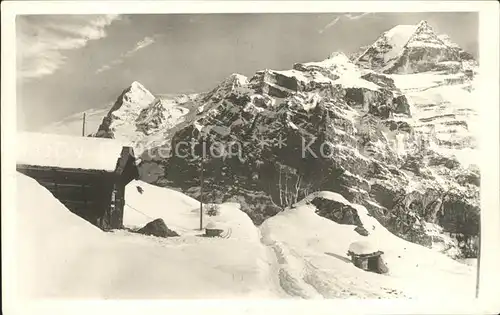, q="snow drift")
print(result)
[16,173,284,299]
[260,191,476,299]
